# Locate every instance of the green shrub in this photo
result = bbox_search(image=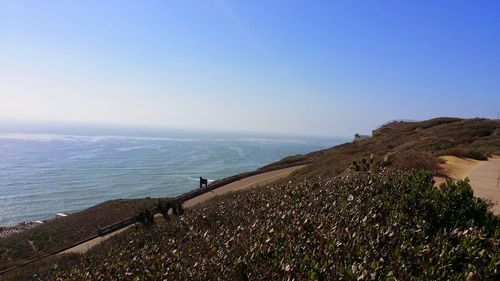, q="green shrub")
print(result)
[20,170,500,280]
[465,150,488,160]
[135,208,155,228]
[447,148,489,160]
[156,199,173,221]
[172,200,184,216]
[0,198,160,271]
[389,150,442,172]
